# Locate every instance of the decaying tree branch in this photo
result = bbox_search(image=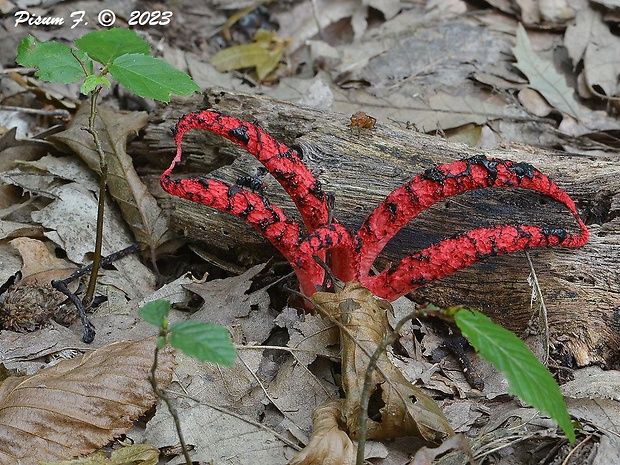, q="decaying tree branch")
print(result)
[139,89,619,367]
